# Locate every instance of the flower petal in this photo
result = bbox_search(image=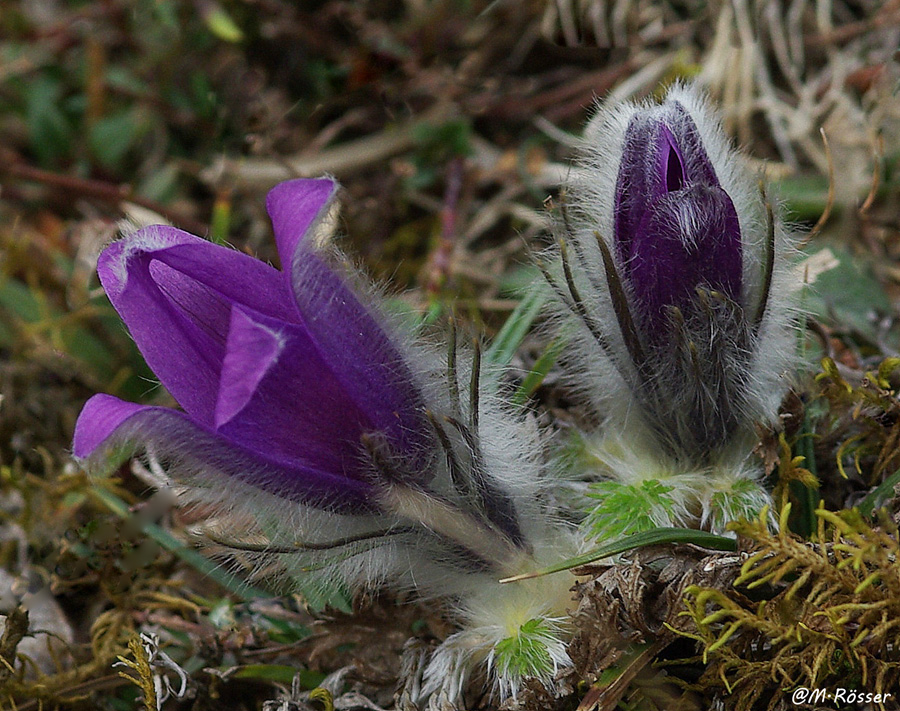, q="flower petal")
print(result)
[214,305,380,484]
[267,179,435,469]
[627,184,742,328]
[98,227,296,426]
[73,394,147,459]
[214,307,284,429]
[266,178,339,268]
[74,393,377,512]
[290,253,435,464]
[614,101,720,268]
[613,100,742,331]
